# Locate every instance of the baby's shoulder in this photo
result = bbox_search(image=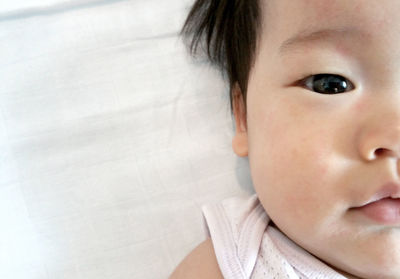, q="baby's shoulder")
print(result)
[168,238,223,279]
